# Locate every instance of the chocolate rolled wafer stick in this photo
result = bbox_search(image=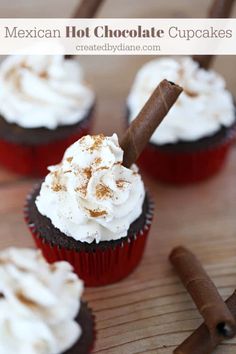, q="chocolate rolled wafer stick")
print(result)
[73,0,104,19]
[66,0,104,58]
[169,246,236,341]
[208,0,234,18]
[193,0,235,69]
[174,291,236,354]
[121,80,182,168]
